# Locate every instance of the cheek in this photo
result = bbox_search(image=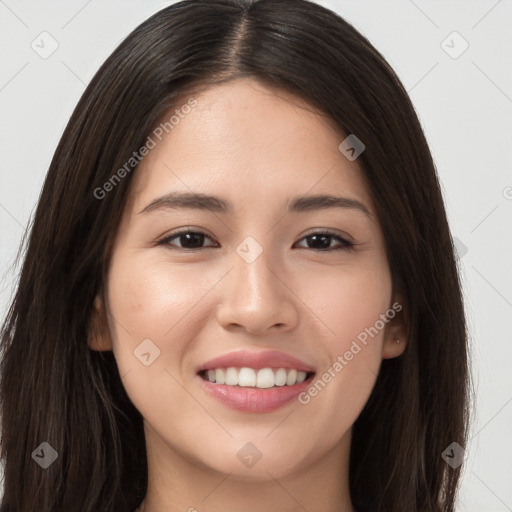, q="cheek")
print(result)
[301,255,392,350]
[293,258,391,434]
[105,250,220,376]
[105,252,222,432]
